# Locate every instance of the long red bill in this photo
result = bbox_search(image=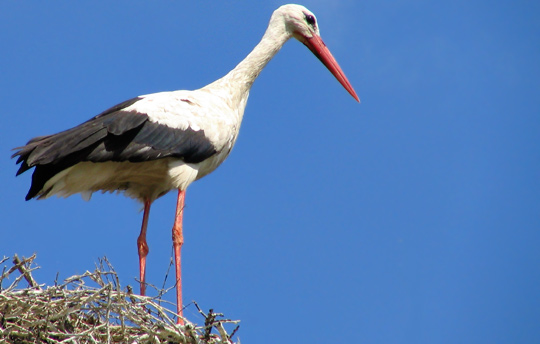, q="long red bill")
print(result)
[304,34,360,102]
